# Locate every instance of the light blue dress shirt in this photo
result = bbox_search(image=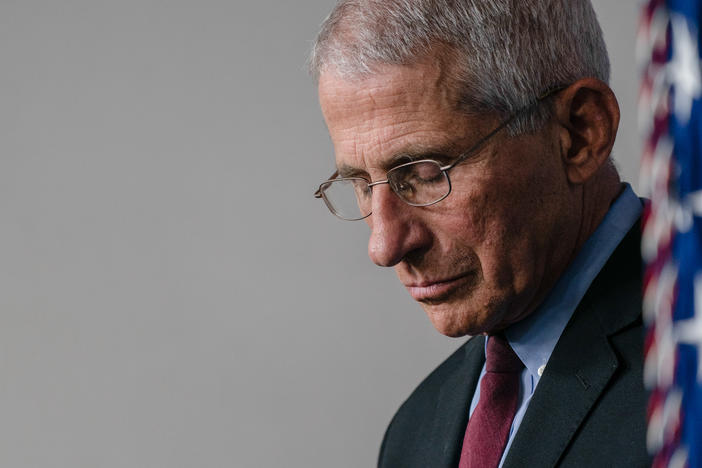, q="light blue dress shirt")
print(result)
[467,183,643,467]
